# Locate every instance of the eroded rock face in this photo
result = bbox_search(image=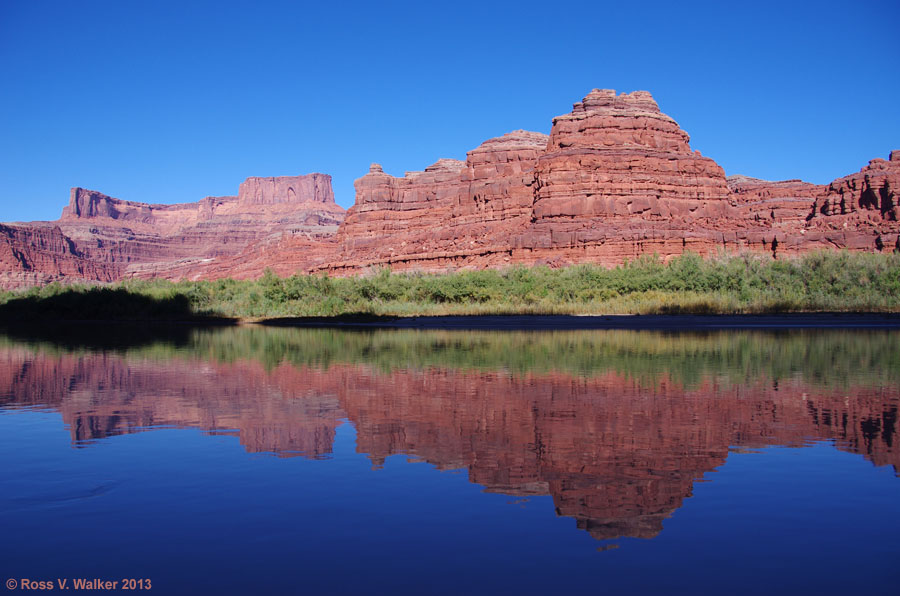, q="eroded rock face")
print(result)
[0,223,121,289]
[325,130,549,272]
[813,154,900,220]
[2,89,899,288]
[520,90,736,264]
[802,153,900,252]
[1,174,345,288]
[237,174,335,206]
[727,176,825,231]
[320,89,899,273]
[321,90,770,273]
